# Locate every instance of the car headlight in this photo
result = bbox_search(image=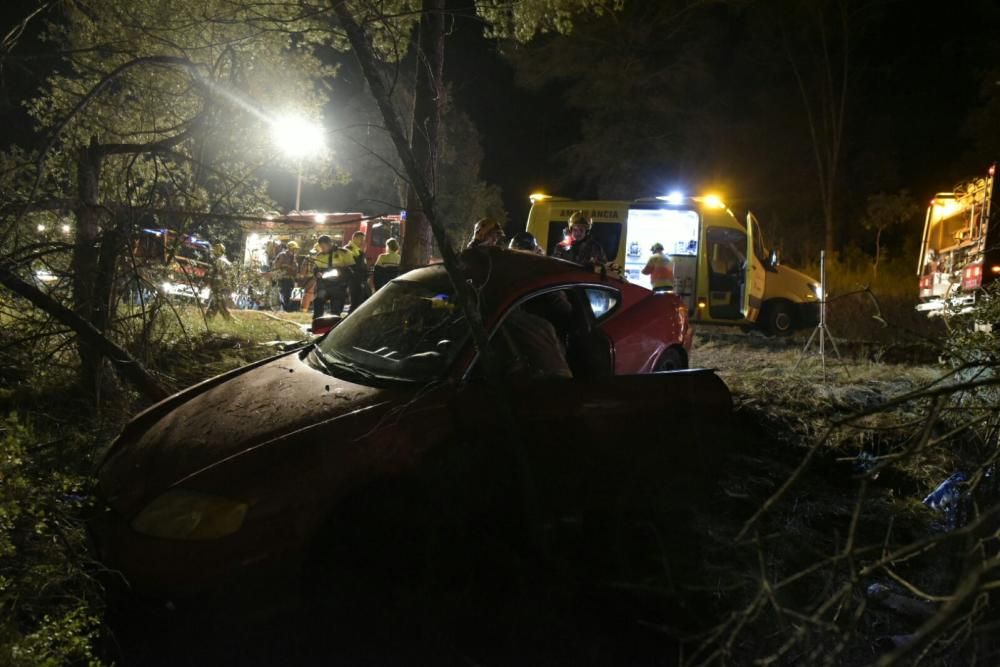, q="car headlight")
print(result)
[131,489,248,540]
[808,283,822,299]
